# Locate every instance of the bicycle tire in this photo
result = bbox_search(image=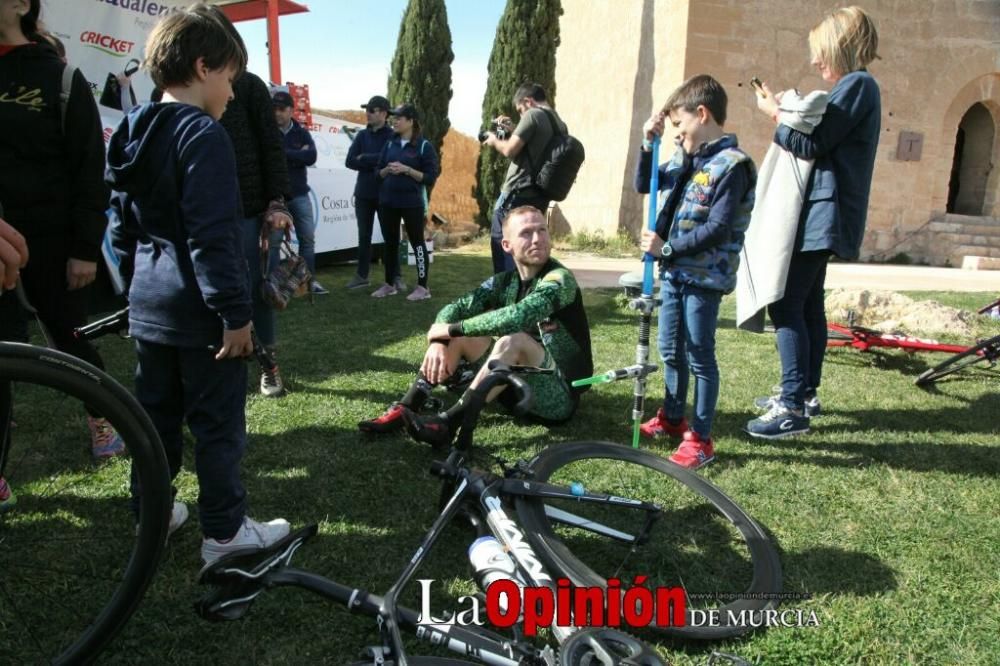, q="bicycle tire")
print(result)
[516,441,782,641]
[0,342,171,664]
[915,334,1000,386]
